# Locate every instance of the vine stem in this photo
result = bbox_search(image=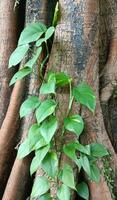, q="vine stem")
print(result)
[57,81,74,182]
